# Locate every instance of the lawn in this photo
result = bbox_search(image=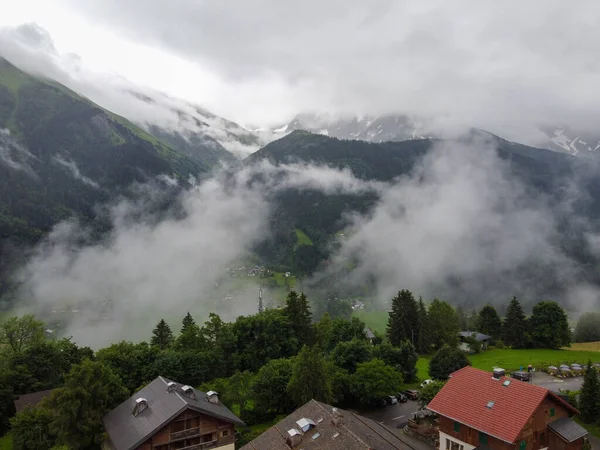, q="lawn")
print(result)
[415,348,600,381]
[0,434,12,450]
[352,310,388,334]
[294,229,313,246]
